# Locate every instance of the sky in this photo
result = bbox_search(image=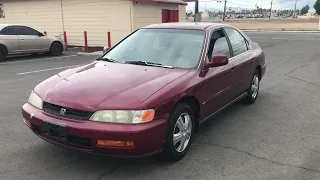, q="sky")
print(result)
[187,0,317,12]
